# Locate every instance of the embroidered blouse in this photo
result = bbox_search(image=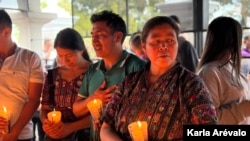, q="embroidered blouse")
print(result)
[103,63,217,140]
[41,68,84,122]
